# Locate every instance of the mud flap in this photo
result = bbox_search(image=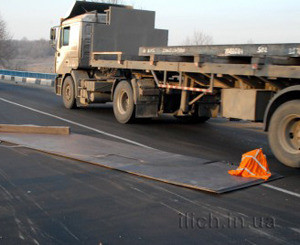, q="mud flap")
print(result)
[132,79,160,118]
